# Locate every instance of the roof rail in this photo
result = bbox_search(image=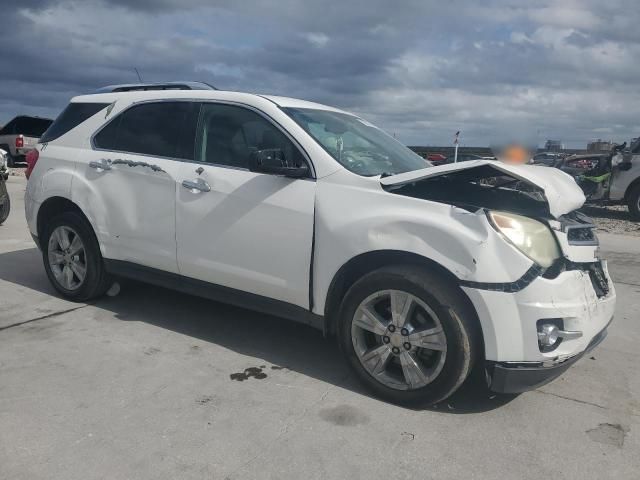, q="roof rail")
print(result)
[93,81,217,93]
